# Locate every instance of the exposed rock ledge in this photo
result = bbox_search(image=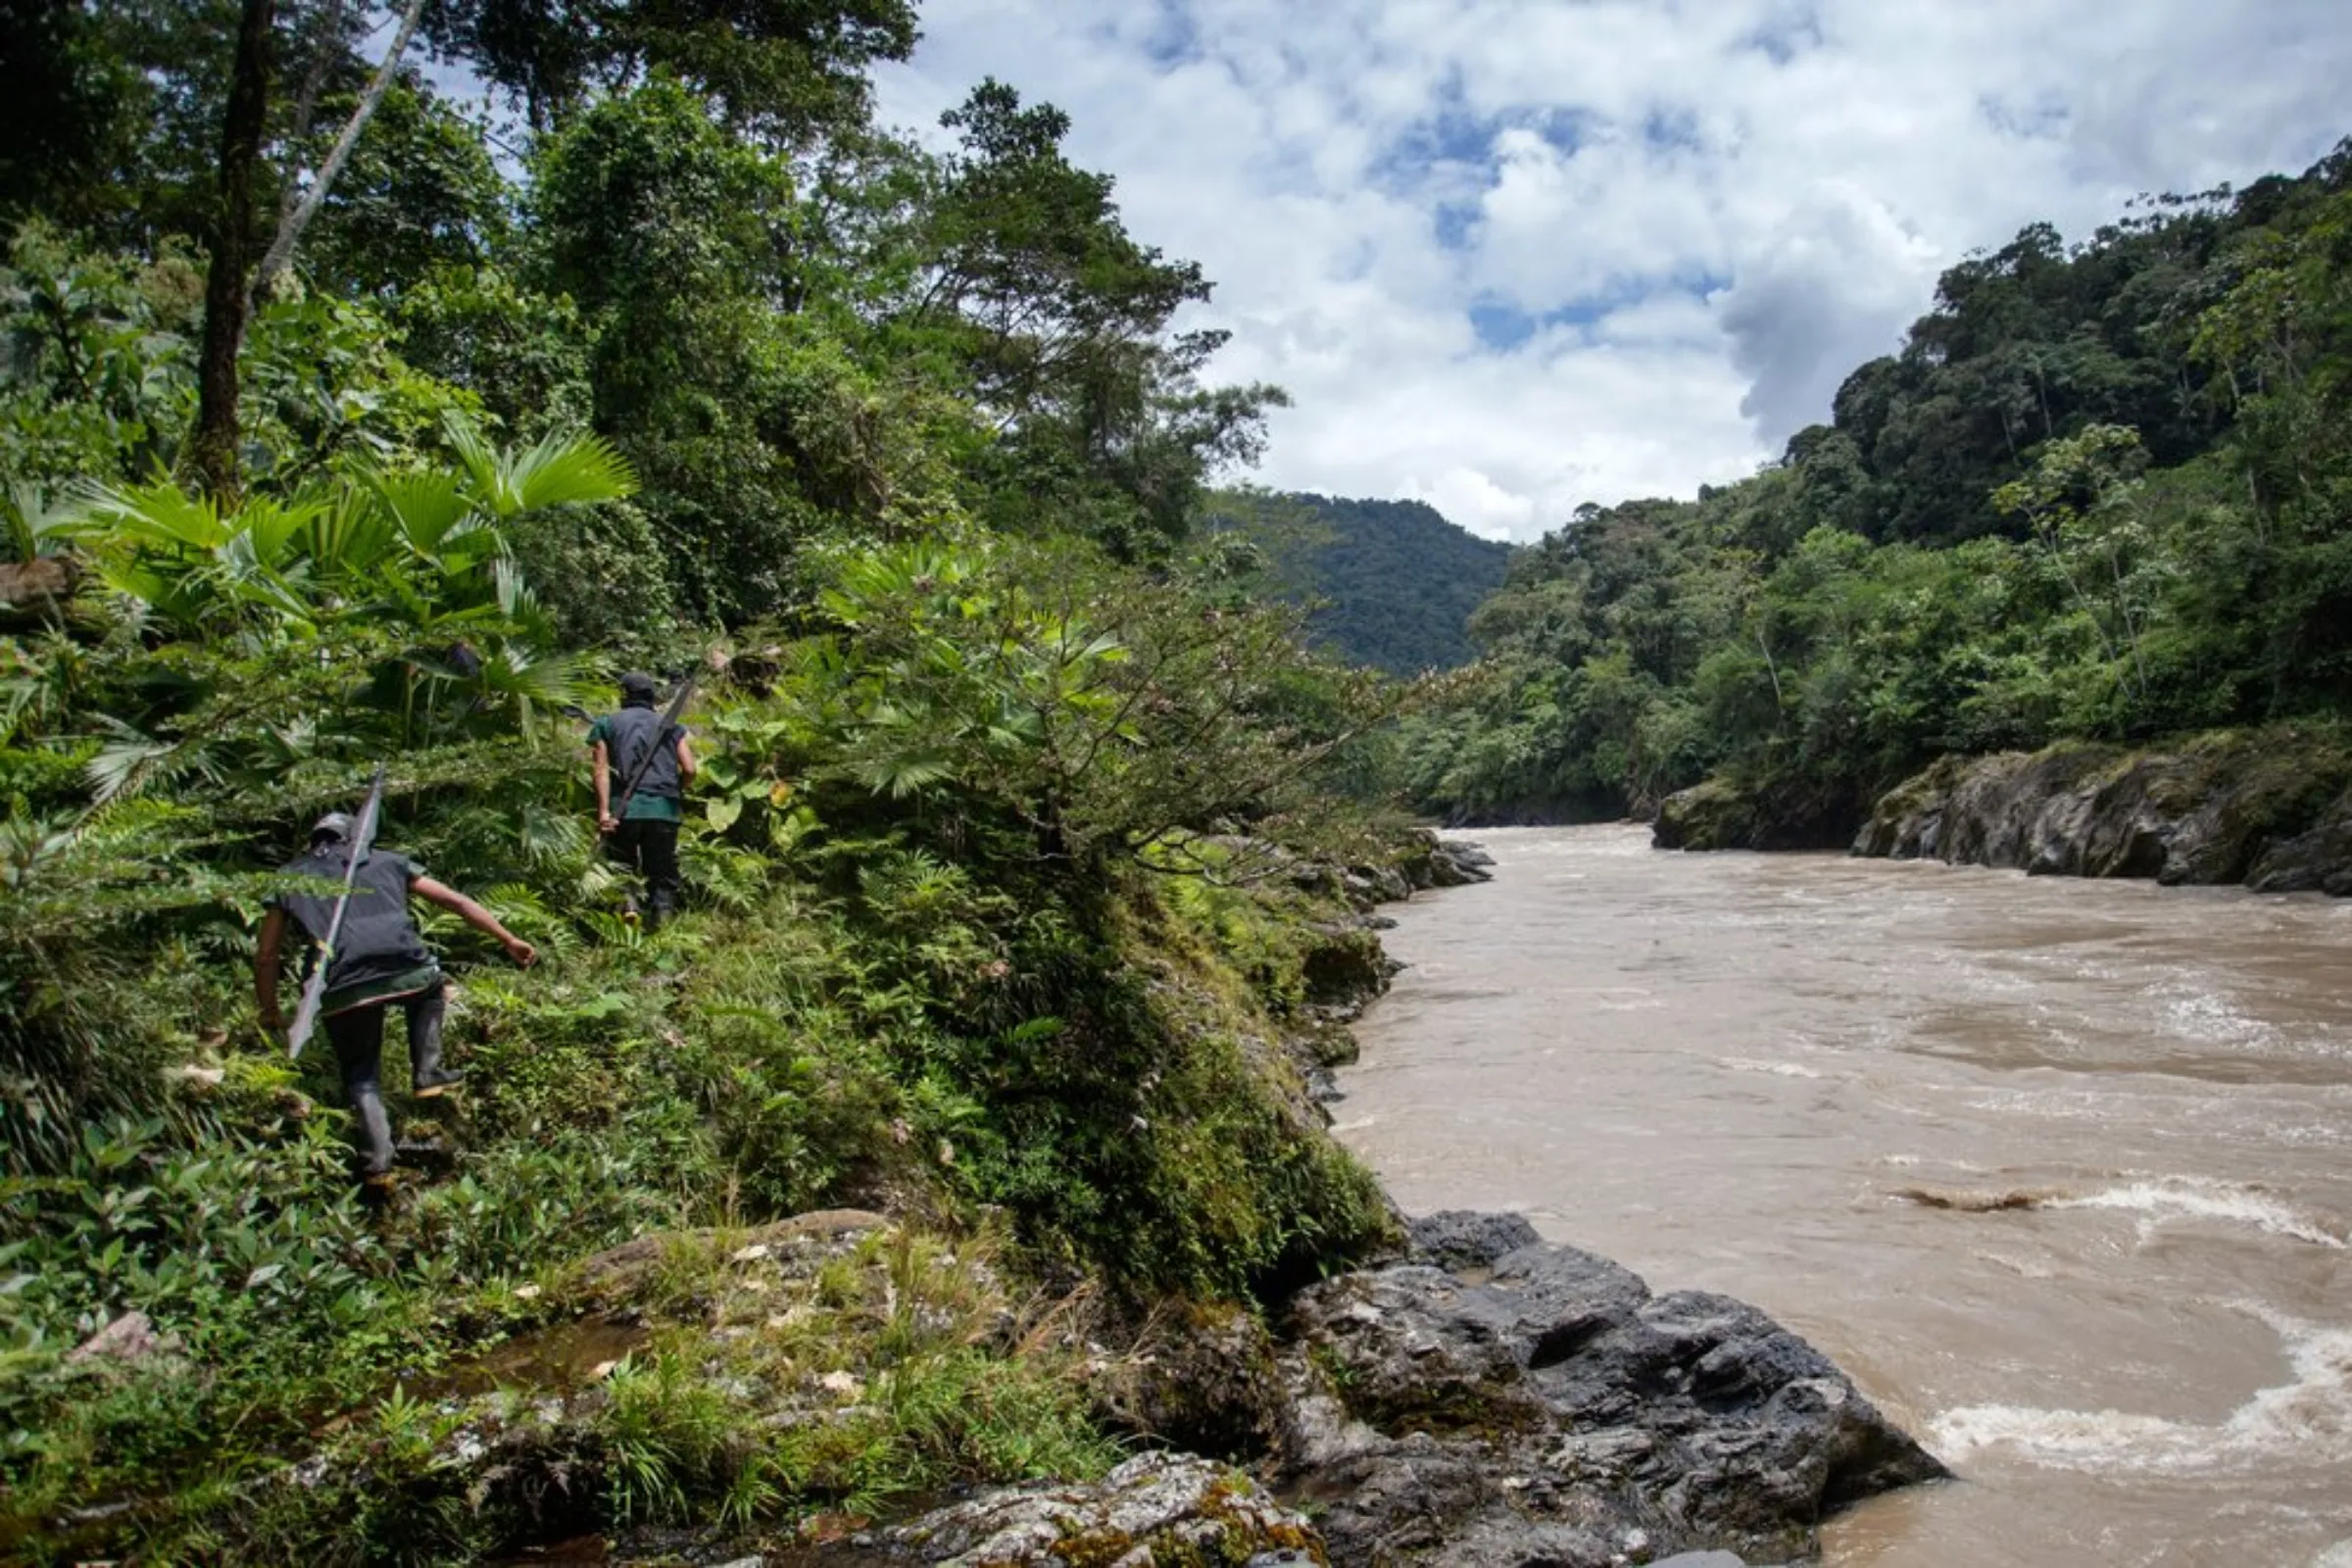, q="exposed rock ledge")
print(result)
[1853,732,2352,893]
[1264,1212,1945,1568]
[843,1213,1944,1567]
